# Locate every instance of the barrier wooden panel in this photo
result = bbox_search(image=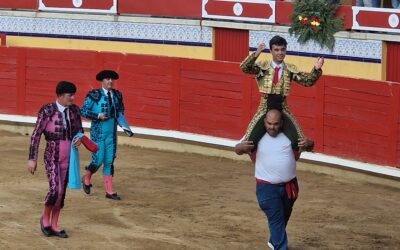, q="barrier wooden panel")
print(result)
[0,47,18,114]
[288,83,318,140]
[0,46,399,167]
[179,59,246,138]
[113,54,177,130]
[24,48,97,115]
[321,76,396,165]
